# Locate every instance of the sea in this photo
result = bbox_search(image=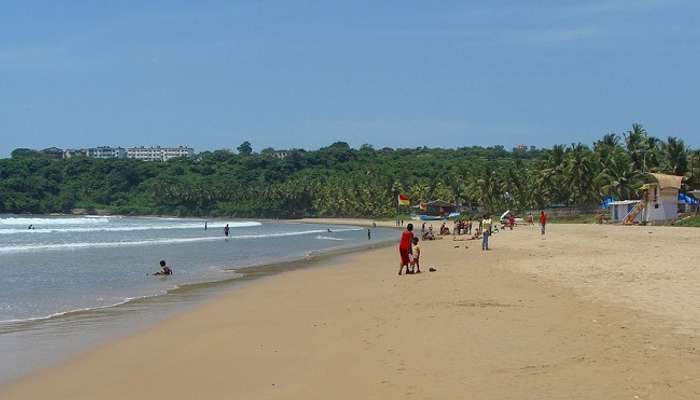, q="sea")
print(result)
[0,215,396,383]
